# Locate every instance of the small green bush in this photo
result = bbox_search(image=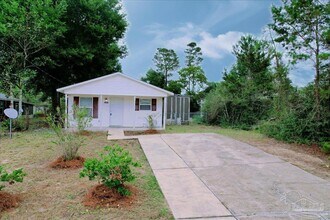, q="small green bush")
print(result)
[80,145,141,196]
[34,112,46,118]
[146,115,155,129]
[47,109,84,161]
[192,115,203,124]
[1,118,25,131]
[321,142,330,154]
[73,105,92,133]
[0,166,26,191]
